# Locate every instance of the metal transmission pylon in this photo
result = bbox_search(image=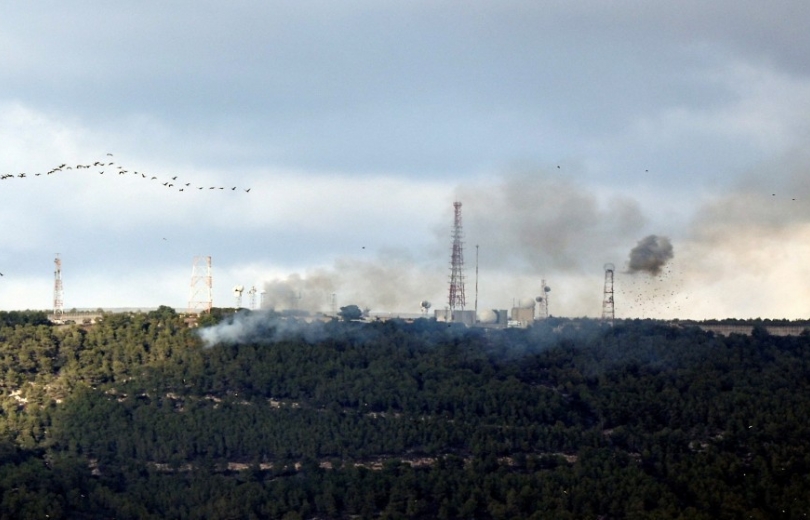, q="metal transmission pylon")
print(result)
[248,286,257,310]
[53,254,64,319]
[448,201,466,314]
[188,256,213,313]
[233,285,244,308]
[602,263,615,324]
[536,279,550,320]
